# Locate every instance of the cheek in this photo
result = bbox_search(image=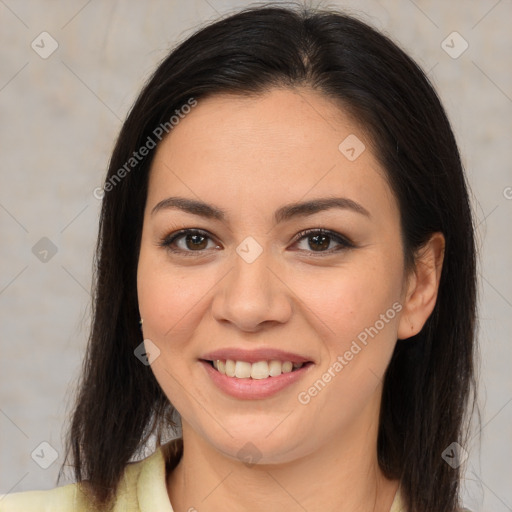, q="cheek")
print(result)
[137,247,217,349]
[136,250,213,408]
[292,261,402,430]
[297,258,402,352]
